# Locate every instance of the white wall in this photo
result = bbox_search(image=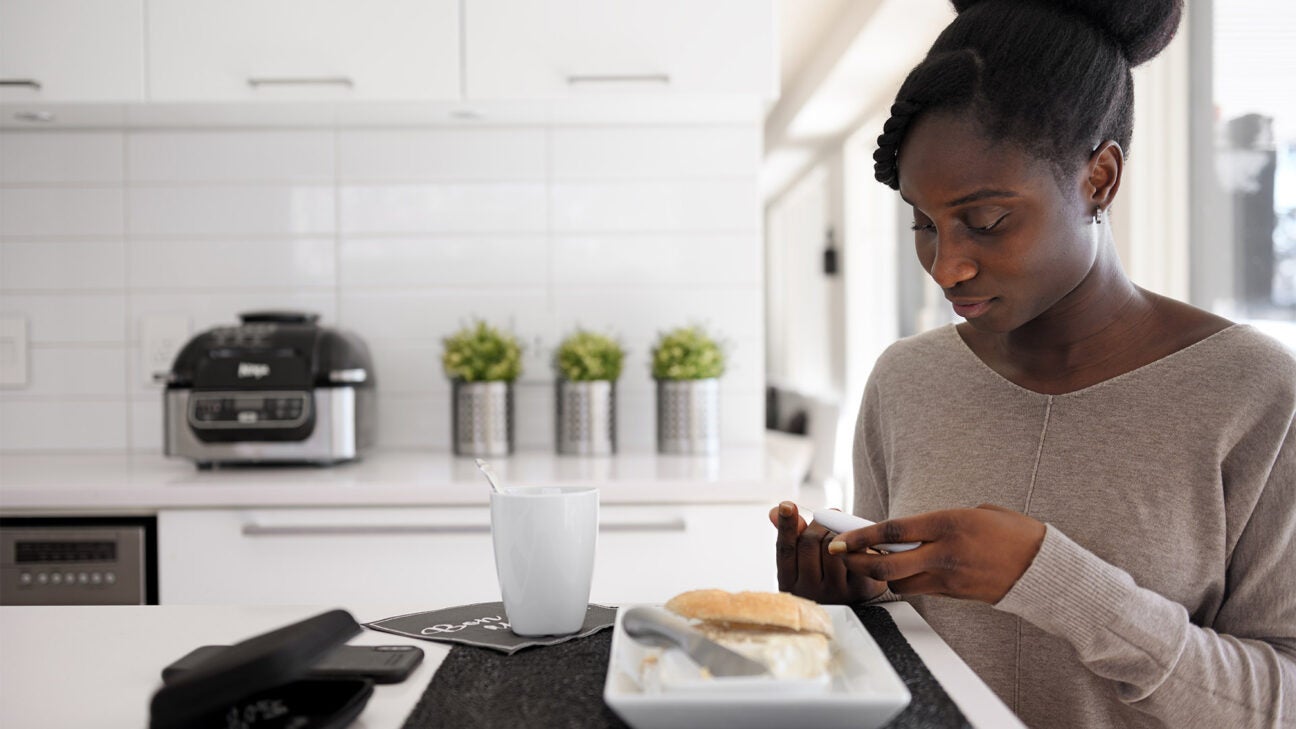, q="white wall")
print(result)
[0,123,766,452]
